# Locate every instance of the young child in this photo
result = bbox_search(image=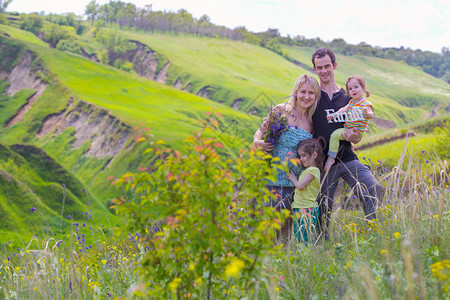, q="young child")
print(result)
[287,137,325,245]
[324,75,374,171]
